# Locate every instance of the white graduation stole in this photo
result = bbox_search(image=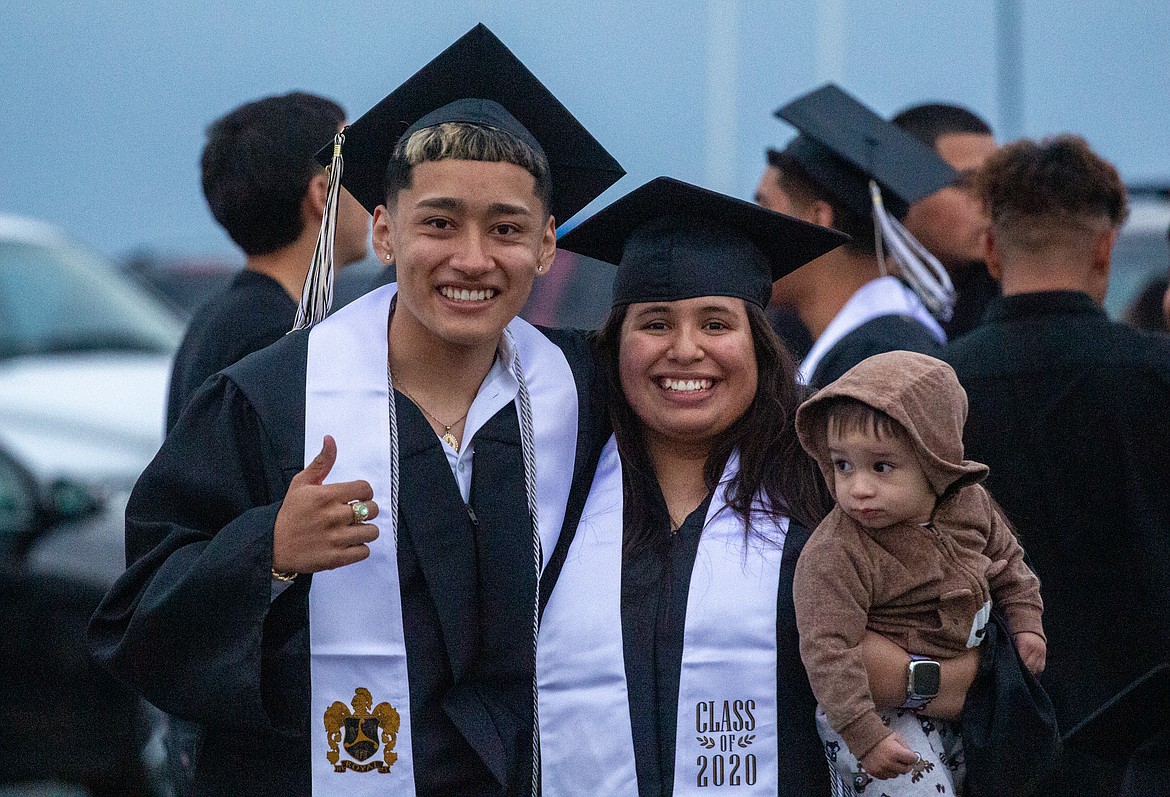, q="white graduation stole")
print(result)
[538,436,638,795]
[538,443,785,796]
[798,275,946,385]
[304,284,577,795]
[673,452,787,796]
